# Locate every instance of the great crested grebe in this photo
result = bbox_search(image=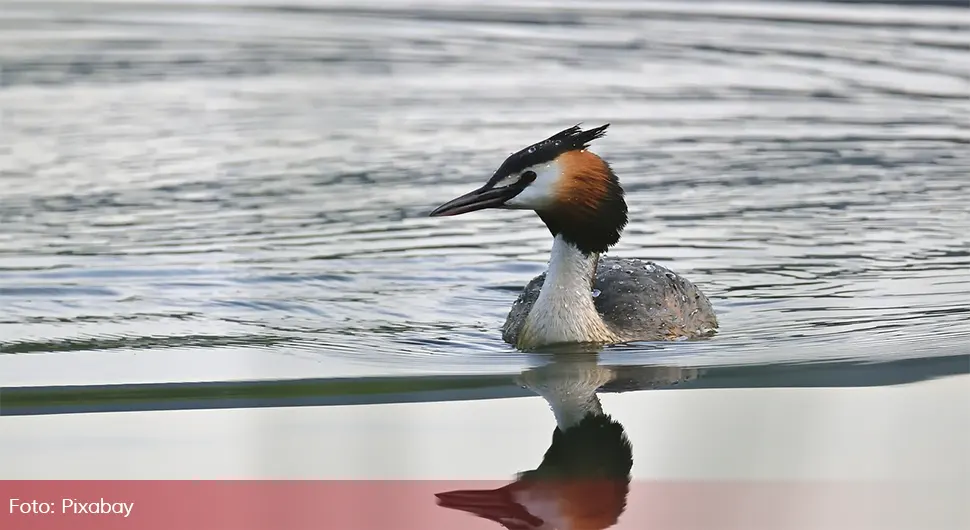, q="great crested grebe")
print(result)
[430,124,717,350]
